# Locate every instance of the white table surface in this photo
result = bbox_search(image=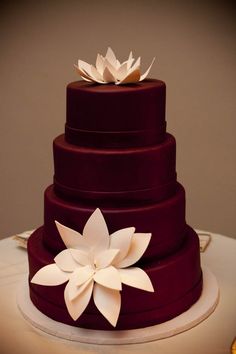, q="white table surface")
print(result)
[0,231,235,354]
